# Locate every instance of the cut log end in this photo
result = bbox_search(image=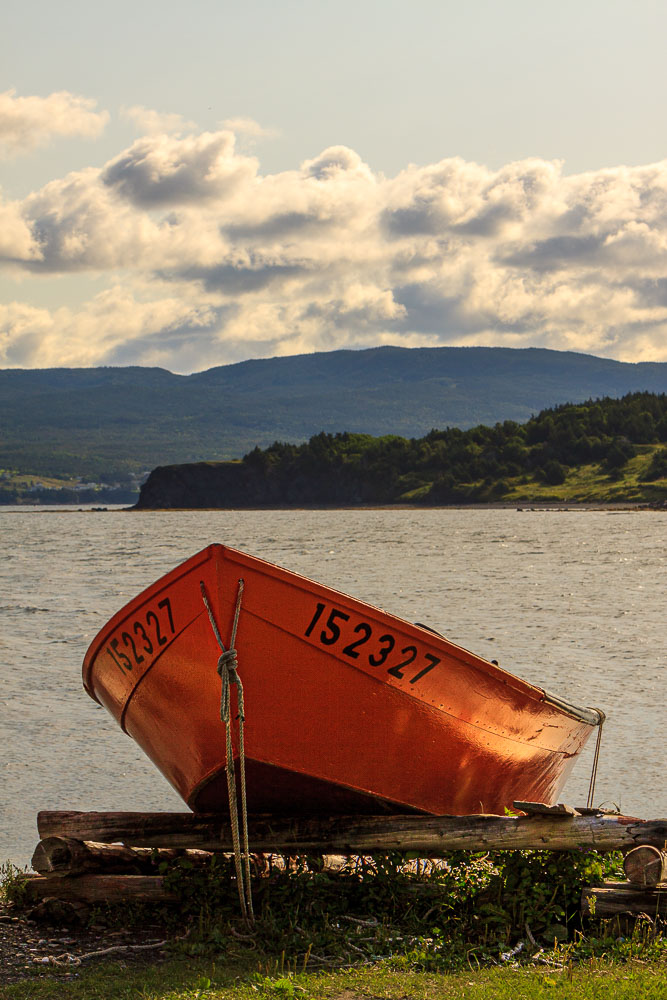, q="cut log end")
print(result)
[623,845,667,888]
